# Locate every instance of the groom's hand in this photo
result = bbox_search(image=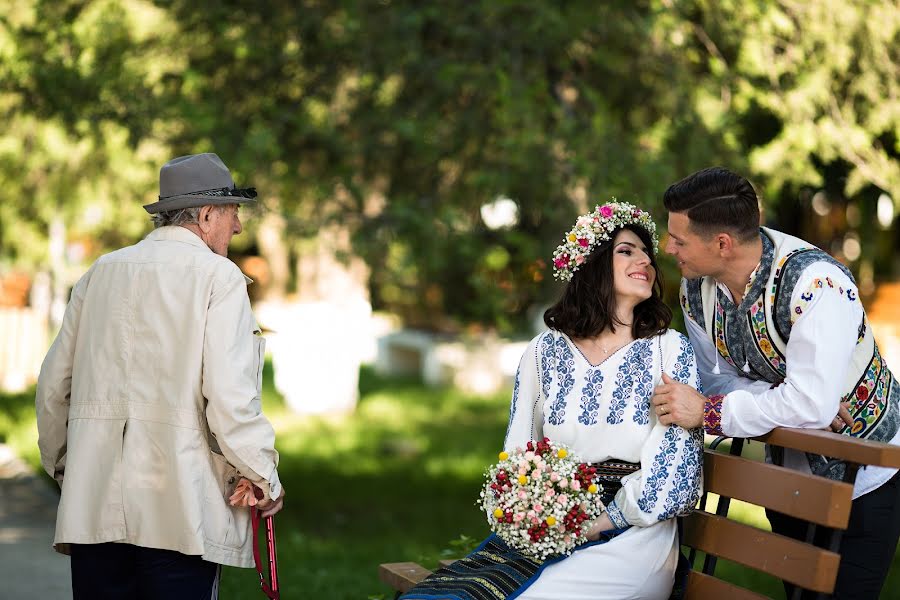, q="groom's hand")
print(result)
[652,373,705,429]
